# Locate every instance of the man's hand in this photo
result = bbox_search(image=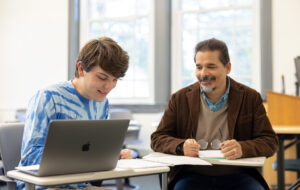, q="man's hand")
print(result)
[120,149,132,159]
[220,139,242,160]
[183,139,200,157]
